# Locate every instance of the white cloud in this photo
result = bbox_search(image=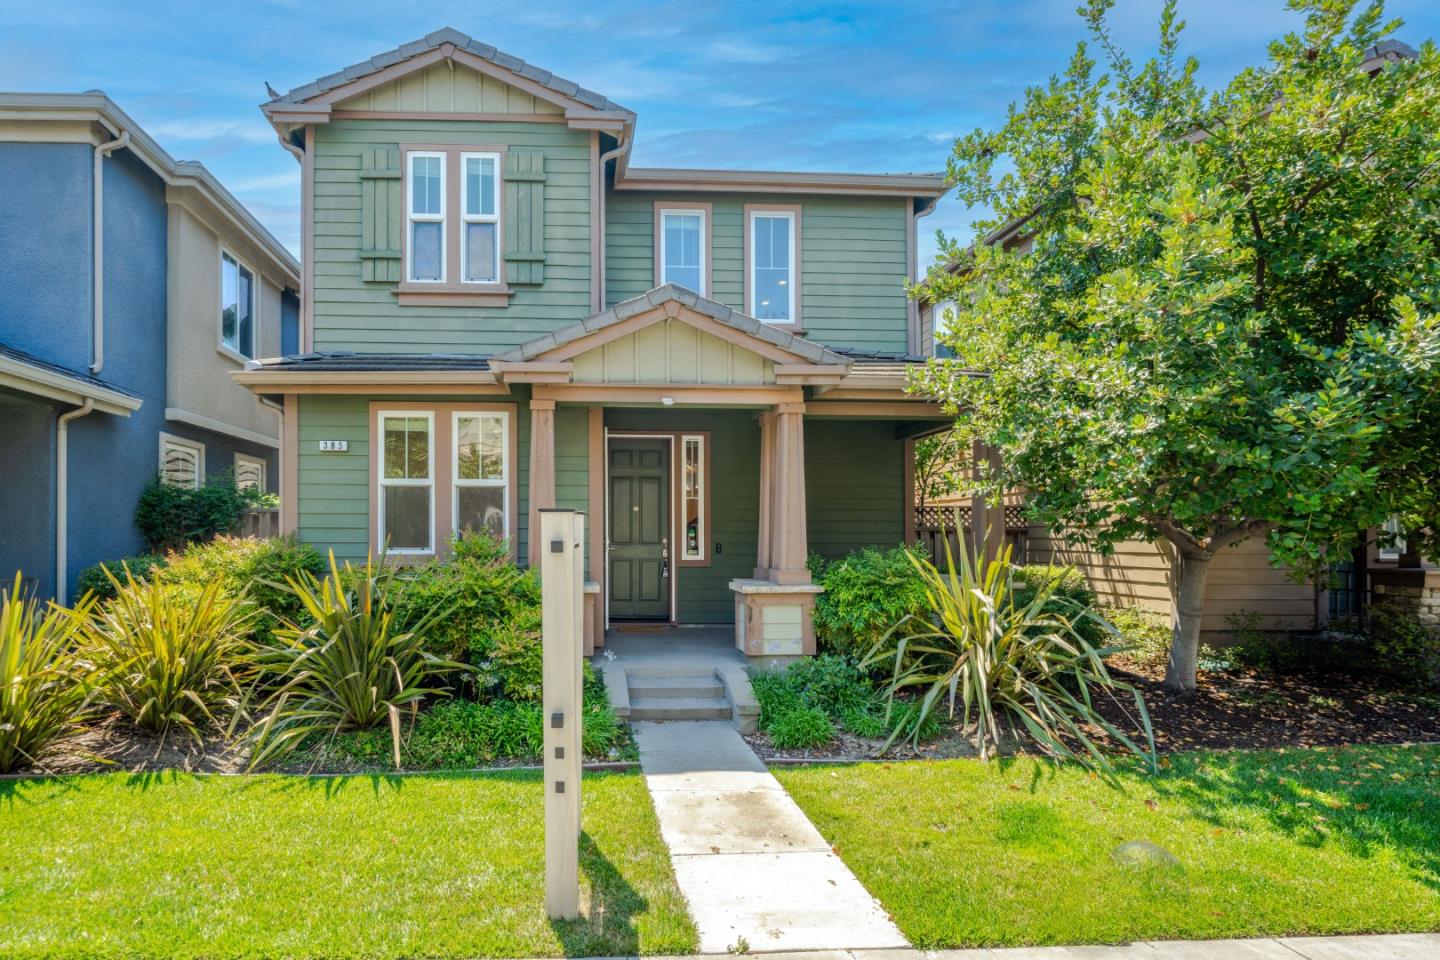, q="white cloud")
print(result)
[229,170,300,191]
[146,119,275,145]
[705,39,788,64]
